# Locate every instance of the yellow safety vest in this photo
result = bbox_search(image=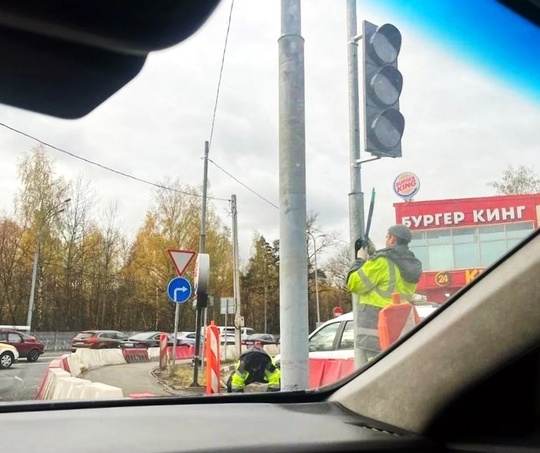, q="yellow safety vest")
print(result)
[347,255,418,309]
